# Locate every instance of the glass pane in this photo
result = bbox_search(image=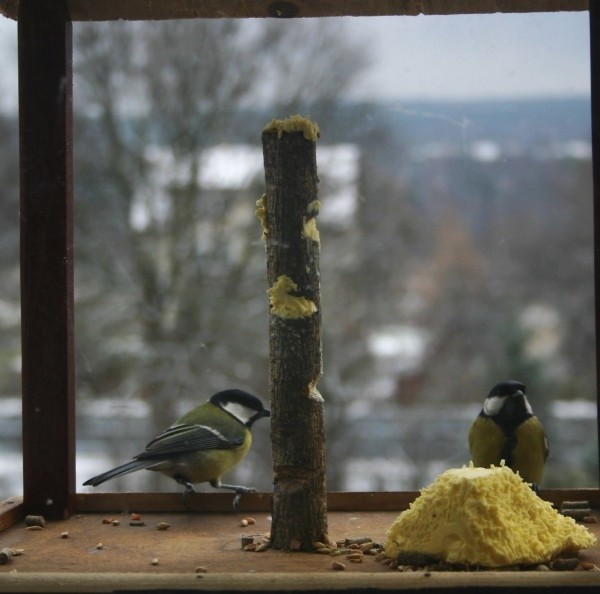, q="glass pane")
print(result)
[2,11,593,499]
[0,14,21,500]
